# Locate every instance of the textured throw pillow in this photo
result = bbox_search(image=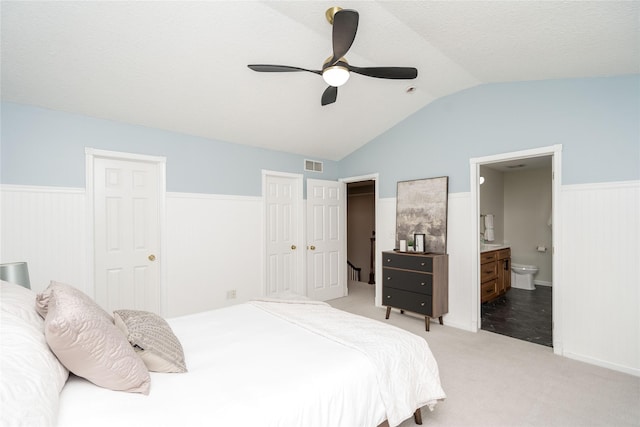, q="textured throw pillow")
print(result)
[0,281,69,426]
[114,309,187,373]
[36,280,113,323]
[42,287,151,394]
